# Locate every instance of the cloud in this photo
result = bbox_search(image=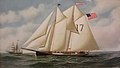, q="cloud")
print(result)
[0,3,45,53]
[0,22,38,53]
[92,0,120,15]
[0,0,120,52]
[91,0,120,51]
[19,4,45,21]
[0,4,45,25]
[0,11,20,24]
[0,27,16,38]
